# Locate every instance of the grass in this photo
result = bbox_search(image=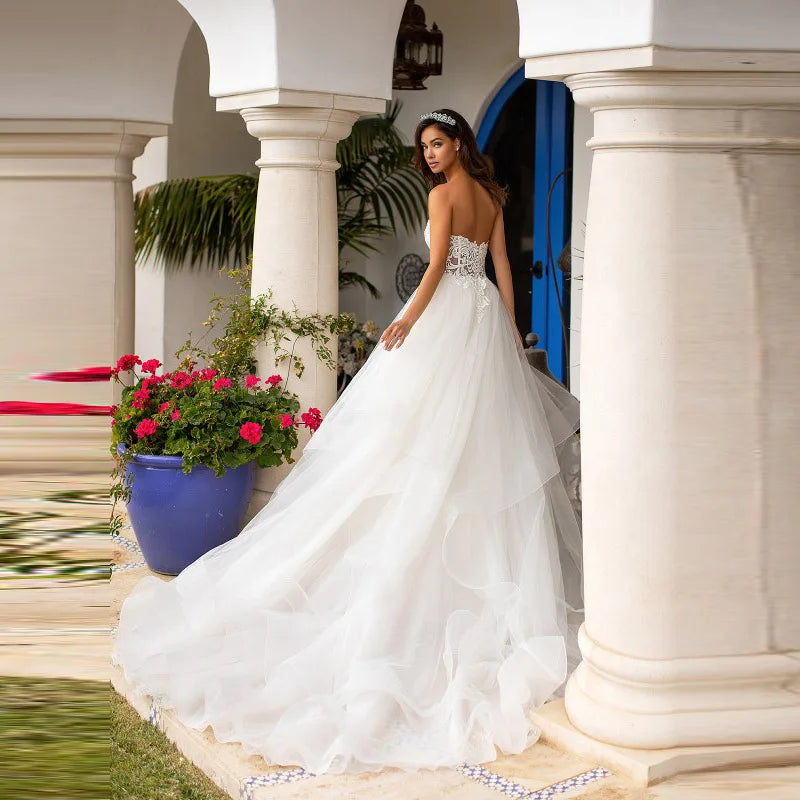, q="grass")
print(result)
[111,688,230,799]
[0,676,109,799]
[0,677,230,799]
